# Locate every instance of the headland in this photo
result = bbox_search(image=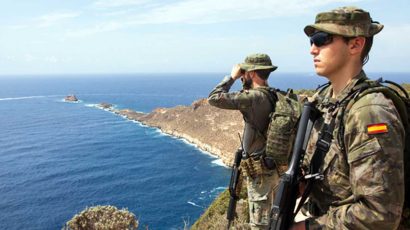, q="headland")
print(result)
[98,98,243,166]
